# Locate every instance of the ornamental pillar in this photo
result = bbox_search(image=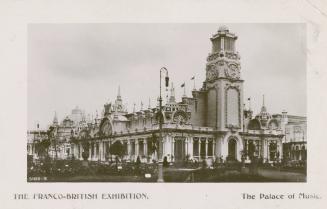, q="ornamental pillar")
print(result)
[127,140,131,156]
[99,142,103,161]
[135,140,139,157]
[198,139,201,159]
[185,138,188,156]
[189,138,193,159]
[172,138,175,161]
[144,140,147,156]
[88,142,91,160]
